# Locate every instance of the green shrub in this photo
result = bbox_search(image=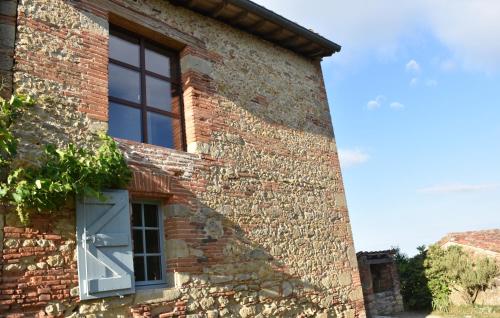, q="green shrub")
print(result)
[395,246,433,310]
[396,244,498,311]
